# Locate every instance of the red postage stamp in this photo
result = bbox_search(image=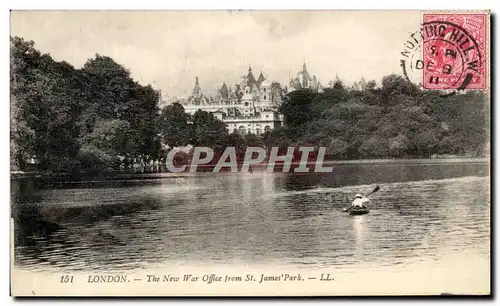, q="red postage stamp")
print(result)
[422,13,487,90]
